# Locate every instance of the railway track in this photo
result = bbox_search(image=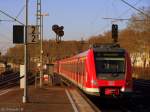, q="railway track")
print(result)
[133,79,150,94]
[0,72,20,89]
[87,79,150,112]
[0,72,35,91]
[87,92,150,112]
[56,75,100,112]
[59,75,150,112]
